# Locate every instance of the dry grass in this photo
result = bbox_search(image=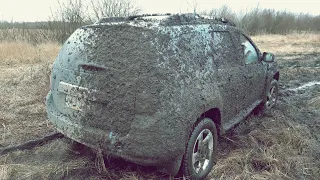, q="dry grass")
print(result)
[308,96,320,109]
[0,42,59,147]
[253,32,320,44]
[0,166,9,180]
[0,42,60,65]
[0,64,56,145]
[210,112,319,179]
[1,33,320,179]
[0,29,60,44]
[252,33,320,54]
[0,140,92,179]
